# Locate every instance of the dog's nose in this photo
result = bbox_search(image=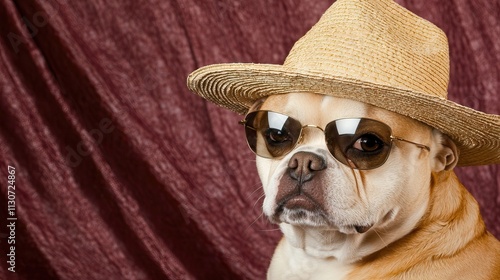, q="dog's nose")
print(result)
[288,152,327,184]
